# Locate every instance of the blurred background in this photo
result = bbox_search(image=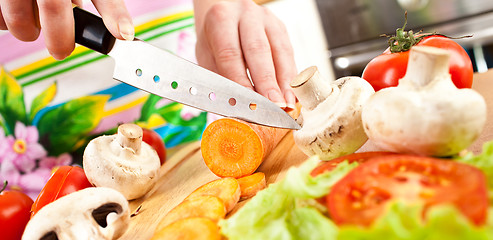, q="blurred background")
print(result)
[263,0,493,80]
